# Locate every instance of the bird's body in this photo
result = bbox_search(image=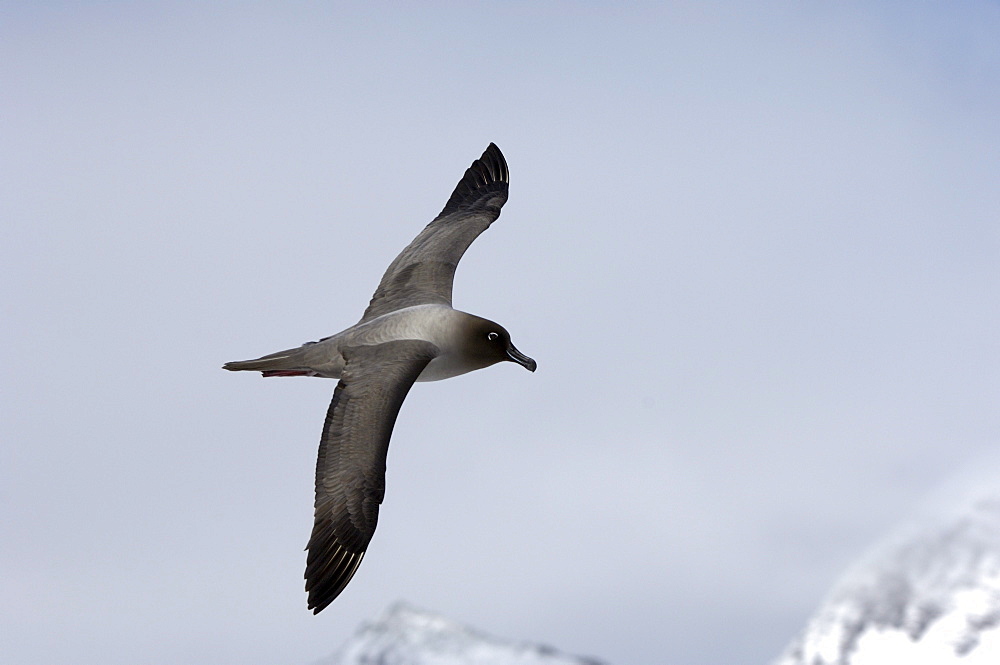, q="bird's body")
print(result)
[224,144,534,614]
[223,303,516,382]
